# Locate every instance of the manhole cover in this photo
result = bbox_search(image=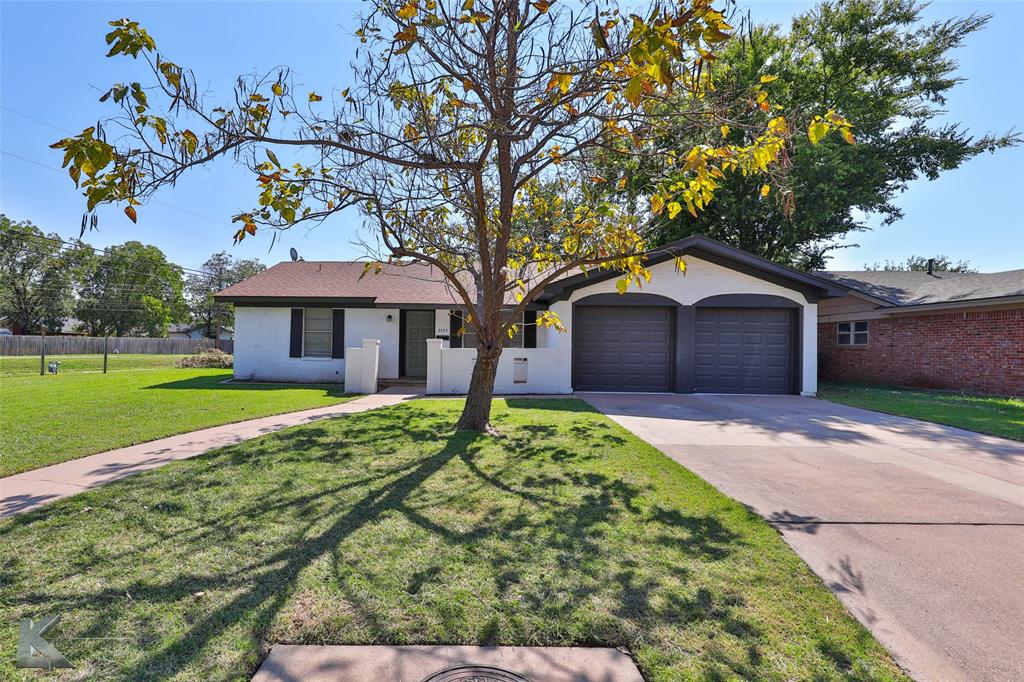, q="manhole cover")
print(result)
[420,665,532,682]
